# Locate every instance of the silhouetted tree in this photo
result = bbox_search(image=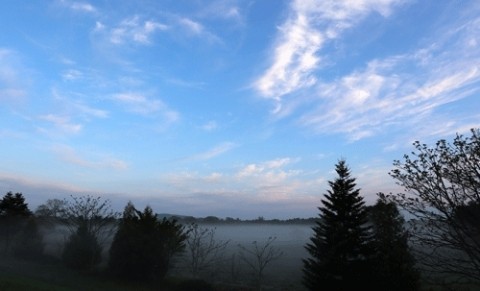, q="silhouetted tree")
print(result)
[108,202,187,281]
[238,236,283,288]
[303,160,371,290]
[184,223,229,280]
[62,223,102,270]
[59,195,117,271]
[389,129,480,284]
[62,195,118,245]
[369,193,420,291]
[35,199,67,226]
[0,192,32,254]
